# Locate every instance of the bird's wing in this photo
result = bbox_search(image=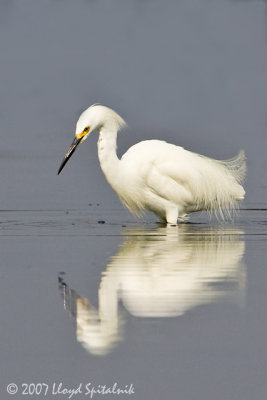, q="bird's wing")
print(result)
[122,140,197,206]
[145,159,195,207]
